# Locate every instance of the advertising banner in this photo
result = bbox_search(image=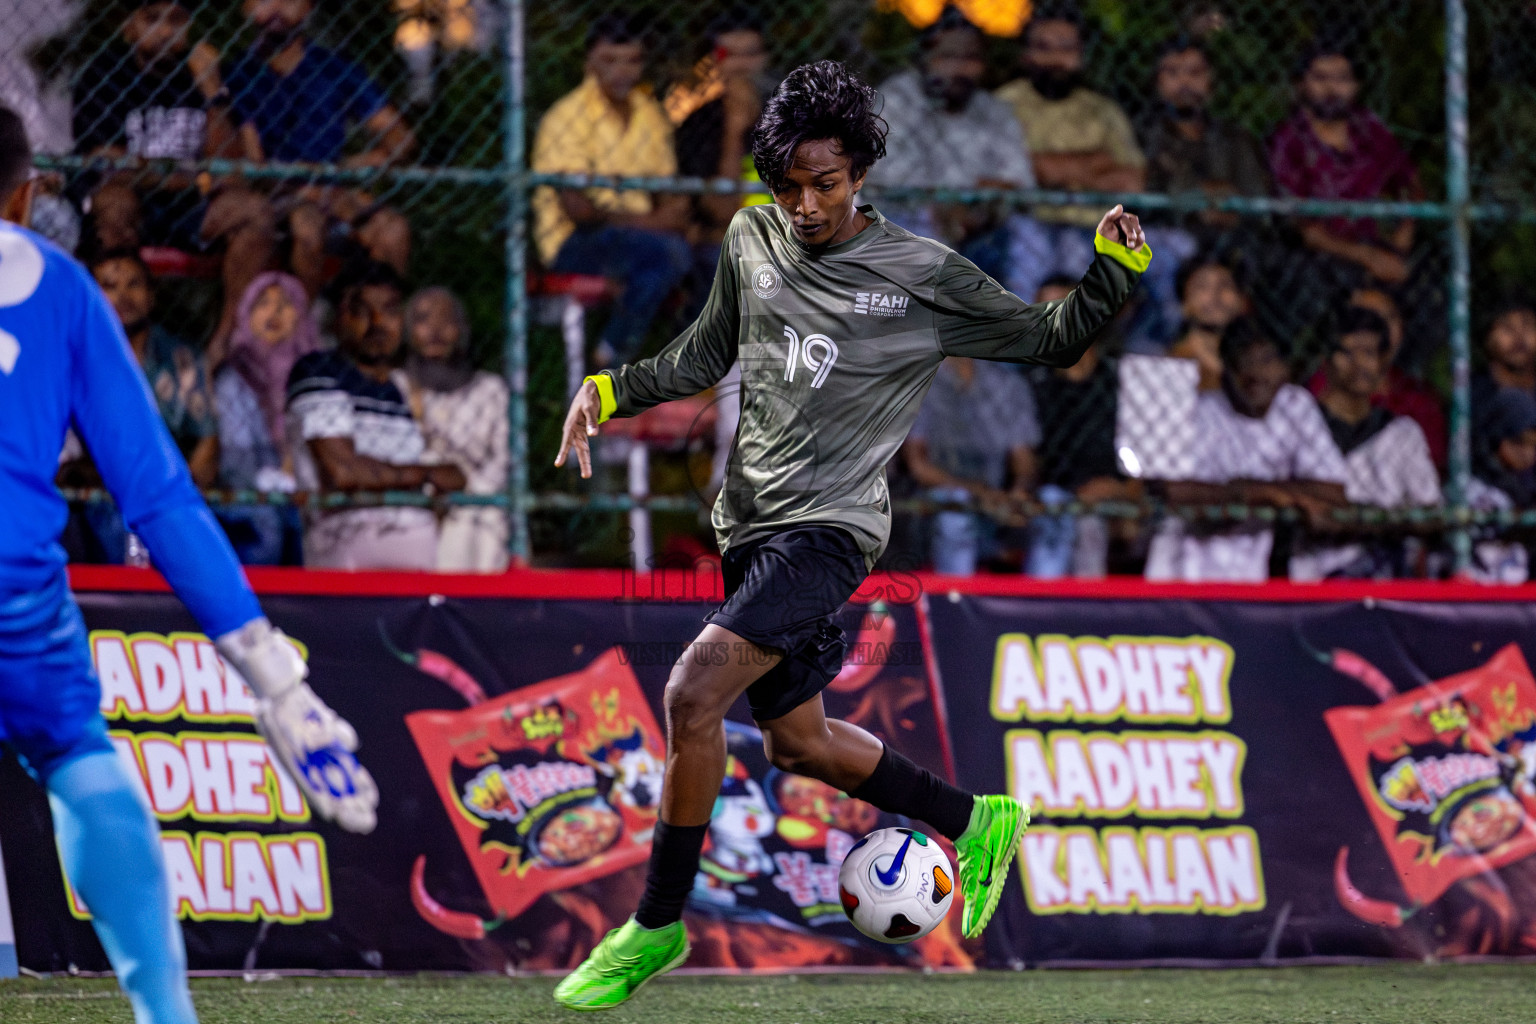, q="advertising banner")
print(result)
[927,591,1536,964]
[8,575,1536,970]
[0,578,968,973]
